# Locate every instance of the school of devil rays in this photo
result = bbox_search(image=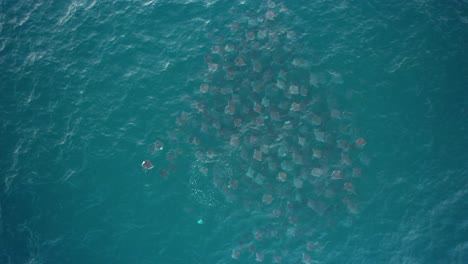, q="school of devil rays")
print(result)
[143,1,369,263]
